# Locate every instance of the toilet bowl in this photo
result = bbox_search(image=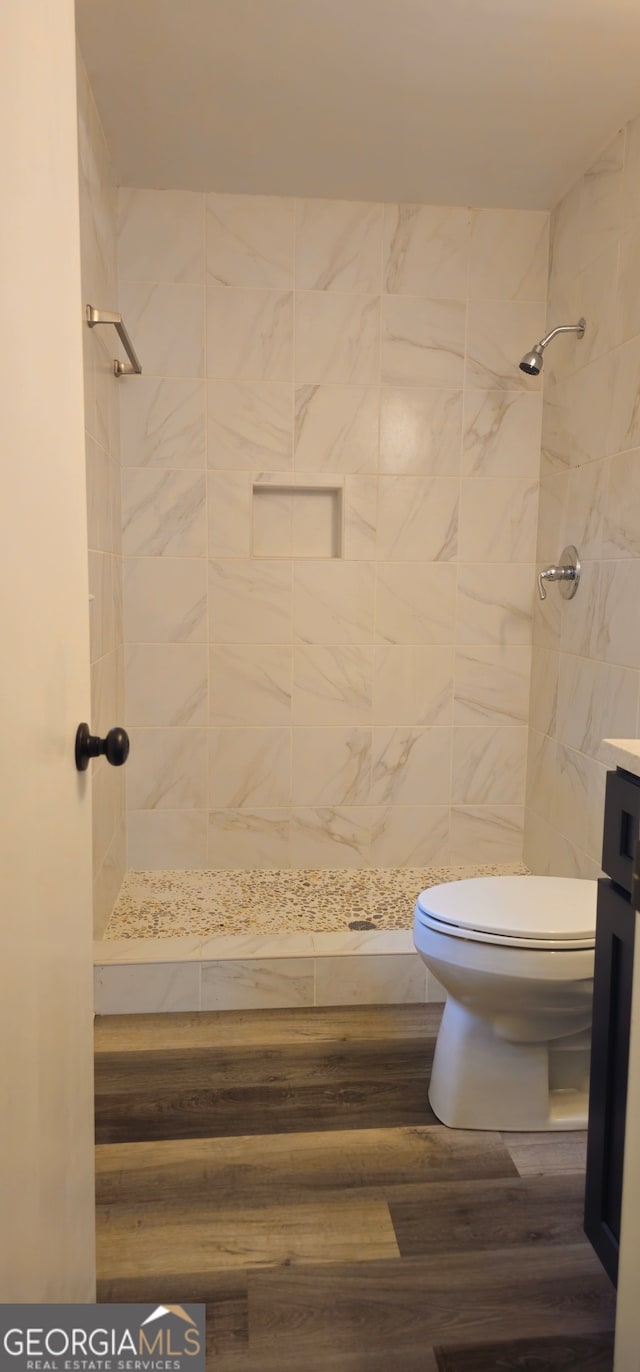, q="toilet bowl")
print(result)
[413,875,597,1132]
